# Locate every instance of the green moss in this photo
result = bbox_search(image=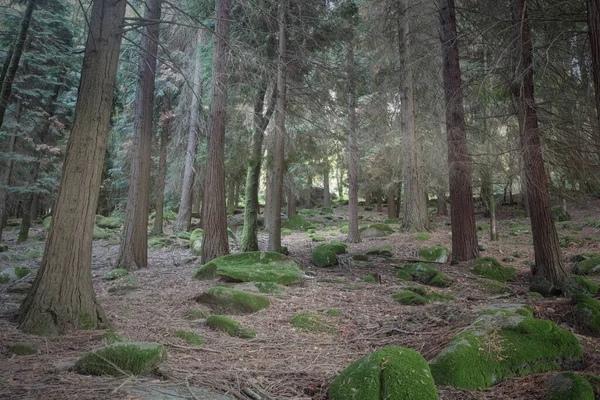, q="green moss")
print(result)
[255,281,286,295]
[430,309,584,389]
[584,374,600,397]
[476,278,508,294]
[384,218,399,224]
[93,227,111,239]
[175,330,203,345]
[573,255,600,275]
[102,332,125,344]
[148,236,176,249]
[340,225,349,234]
[12,265,31,278]
[365,245,392,257]
[7,344,37,355]
[17,248,43,260]
[525,291,544,298]
[0,273,8,284]
[572,294,600,334]
[195,286,270,314]
[312,235,326,242]
[103,268,129,281]
[563,276,599,296]
[282,214,312,231]
[187,308,210,320]
[398,263,452,288]
[329,346,438,400]
[359,223,393,236]
[472,257,515,282]
[206,315,256,338]
[193,252,304,285]
[393,290,429,305]
[281,228,293,236]
[189,229,203,256]
[419,246,449,263]
[177,231,192,240]
[290,311,336,333]
[547,372,594,400]
[319,207,334,214]
[312,241,348,267]
[362,274,376,283]
[75,342,166,376]
[352,254,369,261]
[42,216,52,230]
[96,216,122,229]
[415,232,430,241]
[323,308,341,317]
